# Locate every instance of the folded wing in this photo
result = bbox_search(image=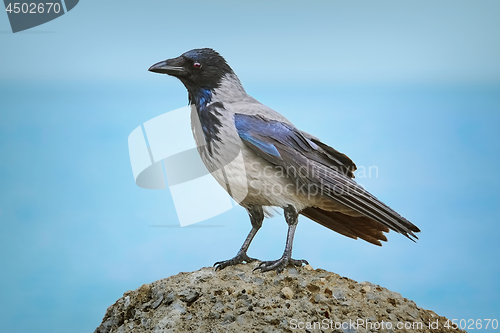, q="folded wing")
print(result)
[234,113,420,245]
